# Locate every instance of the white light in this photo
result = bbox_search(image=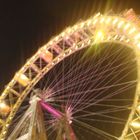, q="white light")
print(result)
[94,13,101,18]
[106,17,111,24]
[114,35,118,40]
[43,45,47,49]
[107,36,111,40]
[61,32,65,37]
[15,73,30,87]
[69,49,72,53]
[87,40,91,44]
[63,53,66,57]
[0,101,10,115]
[124,23,131,30]
[11,79,14,83]
[73,25,78,30]
[94,30,105,42]
[5,124,9,127]
[20,74,28,80]
[113,18,118,25]
[135,33,140,40]
[66,27,72,34]
[137,105,140,111]
[128,27,136,34]
[38,49,42,54]
[32,55,36,60]
[6,86,10,90]
[3,131,6,135]
[49,40,53,45]
[54,36,59,42]
[93,19,98,25]
[29,96,40,104]
[69,120,72,124]
[0,102,7,109]
[100,17,104,23]
[130,121,140,128]
[125,39,130,43]
[117,21,124,28]
[120,36,125,41]
[9,117,12,120]
[26,61,31,65]
[87,20,92,26]
[75,45,78,49]
[80,22,85,28]
[137,43,140,49]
